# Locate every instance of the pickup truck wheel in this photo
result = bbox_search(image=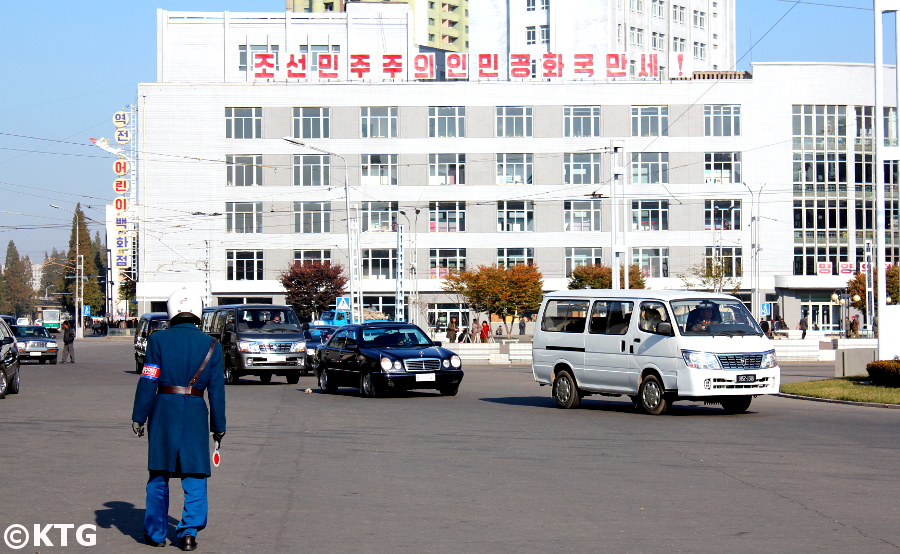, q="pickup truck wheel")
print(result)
[721,396,752,414]
[259,371,272,384]
[639,374,669,415]
[224,362,238,385]
[553,370,581,409]
[286,373,300,384]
